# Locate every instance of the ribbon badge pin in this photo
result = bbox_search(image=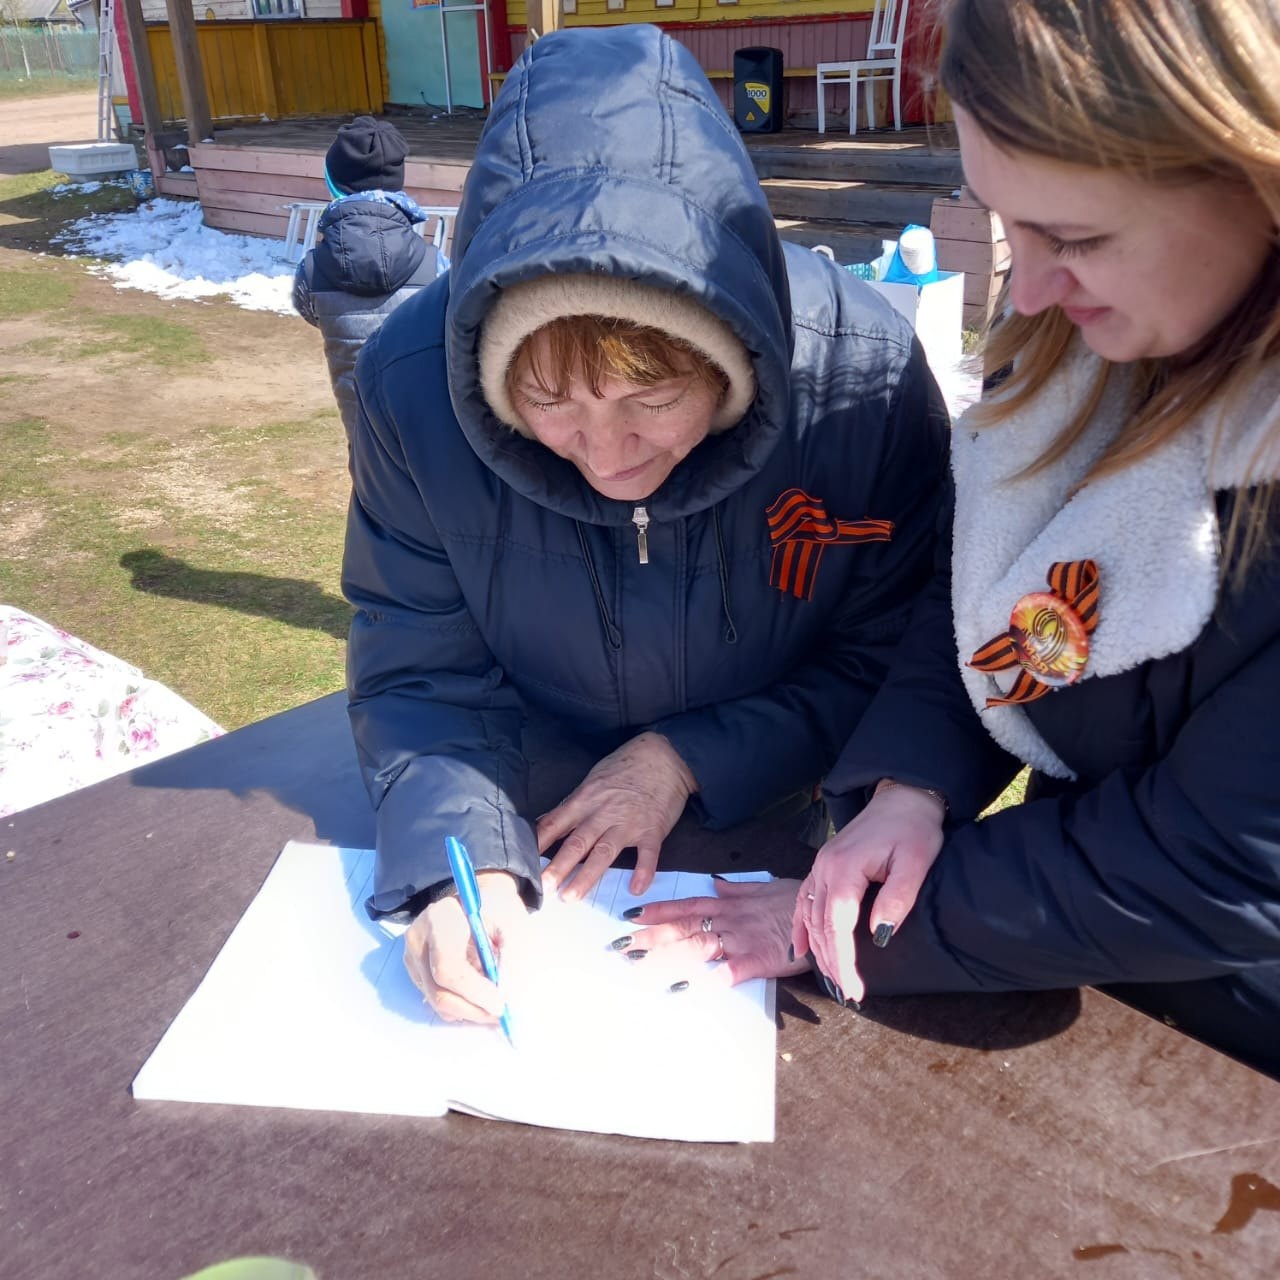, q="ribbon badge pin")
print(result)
[766,488,893,601]
[969,560,1100,707]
